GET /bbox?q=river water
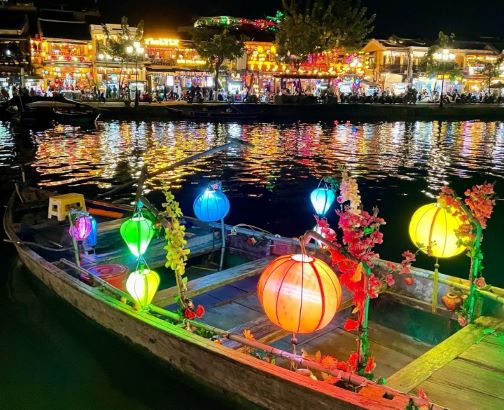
[0,119,503,408]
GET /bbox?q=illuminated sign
[145,38,180,47]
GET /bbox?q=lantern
[310,188,335,216]
[86,217,98,247]
[120,215,155,257]
[409,203,465,258]
[69,215,92,241]
[126,269,160,308]
[257,254,342,333]
[193,186,230,222]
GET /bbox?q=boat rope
[229,223,274,237]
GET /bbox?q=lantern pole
[219,218,226,271]
[358,263,371,371]
[67,211,80,267]
[432,259,439,313]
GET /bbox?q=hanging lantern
[86,217,98,247]
[257,254,342,333]
[409,203,465,258]
[120,214,155,257]
[69,215,92,241]
[193,185,230,222]
[126,269,160,308]
[310,187,335,216]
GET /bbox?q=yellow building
[31,17,93,92]
[90,24,146,98]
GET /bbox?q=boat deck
[387,316,504,409]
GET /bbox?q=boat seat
[48,193,86,221]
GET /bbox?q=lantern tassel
[432,260,439,313]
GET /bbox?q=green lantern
[120,214,155,257]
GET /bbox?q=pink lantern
[69,215,92,241]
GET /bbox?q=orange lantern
[257,254,342,333]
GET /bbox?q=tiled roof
[38,19,91,41]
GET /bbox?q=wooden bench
[153,256,275,307]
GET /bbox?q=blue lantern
[310,187,335,216]
[86,216,98,247]
[193,184,230,222]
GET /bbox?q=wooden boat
[166,106,262,121]
[5,95,100,125]
[4,146,504,408]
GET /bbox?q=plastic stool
[48,193,86,221]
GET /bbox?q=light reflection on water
[12,120,502,197]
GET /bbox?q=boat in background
[5,95,100,125]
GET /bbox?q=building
[143,35,210,99]
[90,23,145,99]
[363,35,504,95]
[0,3,36,93]
[31,9,94,93]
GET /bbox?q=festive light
[69,215,92,241]
[126,269,160,308]
[193,185,230,222]
[257,254,342,333]
[409,203,465,258]
[120,215,155,257]
[310,187,335,216]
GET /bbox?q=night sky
[98,0,504,40]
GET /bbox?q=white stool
[48,193,86,221]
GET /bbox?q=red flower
[364,356,376,374]
[347,352,359,372]
[343,319,360,332]
[184,308,196,320]
[195,304,205,318]
[404,277,414,286]
[457,315,468,327]
[385,273,395,287]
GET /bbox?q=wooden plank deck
[386,316,504,409]
[153,256,274,307]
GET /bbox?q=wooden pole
[432,260,439,313]
[67,213,80,267]
[98,138,252,197]
[219,218,226,271]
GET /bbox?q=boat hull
[4,193,401,410]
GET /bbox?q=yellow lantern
[257,254,342,334]
[409,203,465,258]
[126,269,160,308]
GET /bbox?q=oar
[98,137,252,198]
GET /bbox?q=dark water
[1,119,503,408]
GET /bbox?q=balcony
[381,64,408,74]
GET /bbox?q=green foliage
[191,28,246,91]
[276,0,374,64]
[418,31,460,80]
[101,16,144,63]
[161,190,190,307]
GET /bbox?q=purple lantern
[69,215,92,241]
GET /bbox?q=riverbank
[89,101,504,122]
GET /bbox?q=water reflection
[1,119,501,199]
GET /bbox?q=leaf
[377,377,387,385]
[315,350,322,363]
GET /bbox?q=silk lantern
[193,185,230,222]
[120,214,155,257]
[257,254,342,333]
[409,203,465,258]
[310,187,335,216]
[69,215,92,241]
[126,268,160,308]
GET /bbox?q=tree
[481,56,504,94]
[101,17,144,97]
[275,0,374,66]
[419,31,460,106]
[191,28,246,96]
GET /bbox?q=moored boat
[166,106,262,121]
[5,95,100,125]
[4,148,504,409]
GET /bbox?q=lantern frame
[257,253,342,334]
[193,182,230,222]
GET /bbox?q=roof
[38,19,91,41]
[0,10,28,33]
[375,36,430,48]
[39,9,76,21]
[452,40,498,53]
